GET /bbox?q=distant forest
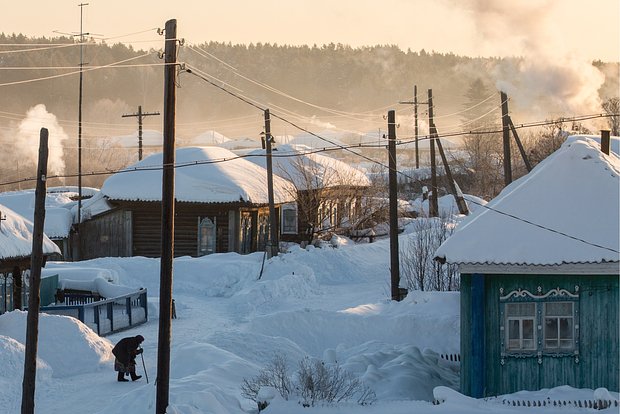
[0,33,618,192]
[2,34,617,137]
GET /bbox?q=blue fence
[41,288,148,337]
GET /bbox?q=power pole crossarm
[122,105,160,161]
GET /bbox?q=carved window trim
[499,286,580,365]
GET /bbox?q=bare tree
[400,215,459,291]
[276,153,370,243]
[602,97,620,136]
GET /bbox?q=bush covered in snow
[241,353,376,409]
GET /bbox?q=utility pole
[76,2,88,259]
[500,91,532,173]
[264,109,279,258]
[429,122,470,215]
[156,18,177,414]
[500,91,513,186]
[414,85,419,169]
[387,110,402,301]
[399,85,429,169]
[122,106,160,160]
[427,89,439,217]
[21,128,49,414]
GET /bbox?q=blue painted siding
[461,273,619,397]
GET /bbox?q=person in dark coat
[112,335,144,382]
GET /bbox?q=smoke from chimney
[9,104,68,179]
[449,0,607,126]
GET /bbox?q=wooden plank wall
[130,202,232,257]
[79,209,132,260]
[461,273,619,397]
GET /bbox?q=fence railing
[40,288,148,337]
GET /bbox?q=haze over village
[0,1,618,413]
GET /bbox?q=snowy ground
[0,231,617,413]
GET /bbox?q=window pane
[545,318,558,339]
[522,339,535,350]
[545,302,572,316]
[508,320,520,340]
[559,318,573,340]
[506,302,535,317]
[522,319,534,340]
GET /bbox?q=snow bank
[0,335,52,410]
[0,311,112,378]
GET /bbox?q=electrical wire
[187,44,395,121]
[0,43,79,54]
[0,52,159,87]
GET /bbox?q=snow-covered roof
[219,138,261,151]
[0,189,76,239]
[435,136,620,267]
[0,203,61,260]
[280,130,346,149]
[242,144,371,190]
[112,130,163,148]
[101,146,296,204]
[186,130,231,146]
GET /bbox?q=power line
[2,139,616,255]
[0,43,79,54]
[460,197,620,254]
[0,52,160,87]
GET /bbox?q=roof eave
[457,261,620,275]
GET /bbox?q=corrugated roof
[435,136,620,267]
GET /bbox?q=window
[281,203,298,234]
[197,217,216,256]
[544,302,574,350]
[505,303,536,351]
[500,287,579,363]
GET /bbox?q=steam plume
[13,104,68,177]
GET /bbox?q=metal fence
[41,288,148,337]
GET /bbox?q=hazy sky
[4,0,619,62]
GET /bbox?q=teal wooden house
[435,136,620,398]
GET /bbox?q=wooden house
[0,204,60,314]
[0,186,100,261]
[243,144,371,243]
[435,136,620,397]
[77,146,295,259]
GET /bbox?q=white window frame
[505,303,537,351]
[281,203,298,235]
[543,301,575,351]
[499,287,580,364]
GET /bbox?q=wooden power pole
[156,18,177,414]
[399,85,429,169]
[387,110,402,301]
[500,91,532,173]
[21,128,49,414]
[122,105,160,160]
[429,123,470,215]
[264,109,279,258]
[500,91,513,186]
[427,89,439,217]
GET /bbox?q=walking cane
[140,350,149,384]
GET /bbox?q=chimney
[601,130,611,155]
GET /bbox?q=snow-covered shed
[0,203,61,313]
[78,146,296,259]
[435,135,620,397]
[242,144,371,243]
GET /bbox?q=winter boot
[131,373,142,381]
[117,372,129,382]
